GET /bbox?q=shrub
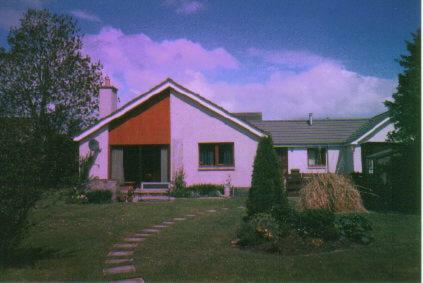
[298,173,366,213]
[247,136,288,217]
[85,190,112,204]
[65,187,88,204]
[0,187,40,259]
[170,169,188,197]
[271,205,298,228]
[295,209,339,240]
[237,219,264,247]
[335,214,373,244]
[186,184,224,197]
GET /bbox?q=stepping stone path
[103,206,232,281]
[114,243,138,249]
[173,217,186,221]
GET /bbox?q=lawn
[0,192,420,282]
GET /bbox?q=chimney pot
[308,113,313,126]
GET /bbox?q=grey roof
[345,112,391,143]
[251,113,390,146]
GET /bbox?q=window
[307,147,327,167]
[367,159,374,174]
[199,143,234,167]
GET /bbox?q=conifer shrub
[246,136,288,217]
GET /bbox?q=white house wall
[287,146,361,174]
[364,123,394,143]
[170,92,258,187]
[79,126,109,179]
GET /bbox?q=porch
[110,145,170,188]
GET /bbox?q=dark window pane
[308,148,326,166]
[200,144,215,165]
[219,144,233,166]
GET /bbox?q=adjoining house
[73,78,394,189]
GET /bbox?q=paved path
[103,206,231,282]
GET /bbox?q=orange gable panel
[109,92,170,145]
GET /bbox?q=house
[73,78,394,188]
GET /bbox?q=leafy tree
[247,136,288,217]
[0,9,102,188]
[384,30,421,145]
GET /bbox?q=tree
[246,136,288,217]
[384,30,421,145]
[0,9,102,188]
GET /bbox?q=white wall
[170,92,259,187]
[79,126,109,179]
[364,123,394,143]
[287,146,361,174]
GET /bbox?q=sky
[0,0,420,119]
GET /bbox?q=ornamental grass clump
[298,173,366,213]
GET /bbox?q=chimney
[308,113,313,126]
[99,75,118,118]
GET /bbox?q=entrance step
[136,189,169,194]
[138,195,175,201]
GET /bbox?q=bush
[171,183,224,198]
[85,190,112,204]
[237,219,264,247]
[247,136,288,217]
[186,184,224,197]
[335,214,373,244]
[170,169,187,197]
[298,174,366,213]
[0,187,40,259]
[295,209,339,240]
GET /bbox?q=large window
[199,143,234,167]
[307,147,327,167]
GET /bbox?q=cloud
[70,10,101,22]
[82,28,395,119]
[162,0,205,15]
[0,0,49,30]
[248,48,339,70]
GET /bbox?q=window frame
[307,147,327,168]
[198,142,235,168]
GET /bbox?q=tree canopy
[0,9,103,136]
[384,30,421,145]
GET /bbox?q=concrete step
[103,265,136,275]
[139,195,175,201]
[135,189,170,194]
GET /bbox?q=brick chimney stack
[99,75,118,118]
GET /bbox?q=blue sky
[0,0,420,119]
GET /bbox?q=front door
[140,145,162,182]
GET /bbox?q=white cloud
[70,10,101,22]
[162,0,205,15]
[82,28,395,120]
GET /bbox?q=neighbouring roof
[251,112,390,146]
[231,112,263,121]
[345,112,391,144]
[73,78,265,142]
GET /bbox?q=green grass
[0,193,420,282]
